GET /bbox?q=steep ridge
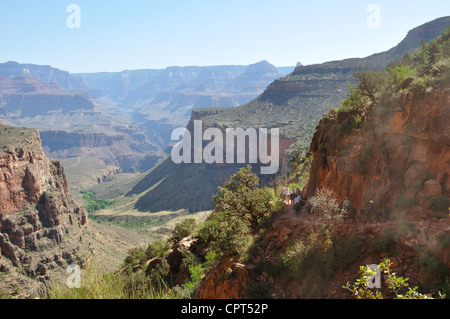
[318,16,450,69]
[0,123,90,296]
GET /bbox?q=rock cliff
[0,124,90,296]
[305,84,449,218]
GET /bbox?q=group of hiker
[280,186,382,224]
[280,187,304,216]
[343,197,382,226]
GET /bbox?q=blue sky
[1,0,449,73]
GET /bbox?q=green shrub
[340,83,370,112]
[389,65,416,89]
[394,193,418,209]
[418,253,449,287]
[344,259,445,299]
[169,218,197,246]
[410,75,436,96]
[123,247,147,269]
[436,233,450,250]
[428,195,449,212]
[335,234,363,270]
[212,165,273,231]
[122,240,170,271]
[199,211,249,257]
[352,114,363,129]
[281,239,312,277]
[0,287,10,299]
[146,259,171,290]
[369,228,398,255]
[146,240,170,259]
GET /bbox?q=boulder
[404,164,427,190]
[143,257,163,275]
[423,180,442,197]
[195,259,252,299]
[417,231,428,247]
[166,236,198,273]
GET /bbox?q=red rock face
[195,258,252,299]
[0,130,69,214]
[0,127,88,265]
[305,86,449,216]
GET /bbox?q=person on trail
[285,189,291,204]
[290,188,297,203]
[343,196,357,225]
[280,188,286,202]
[294,193,302,204]
[367,200,375,214]
[343,197,352,209]
[293,193,302,216]
[363,200,376,226]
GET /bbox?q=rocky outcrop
[195,259,253,299]
[127,236,207,287]
[305,86,449,217]
[0,125,88,278]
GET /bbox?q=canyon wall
[0,123,89,287]
[305,85,449,217]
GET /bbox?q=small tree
[389,65,416,90]
[212,165,272,231]
[353,69,390,105]
[199,211,248,257]
[341,83,370,112]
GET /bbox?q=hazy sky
[1,0,449,73]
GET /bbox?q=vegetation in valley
[80,190,115,214]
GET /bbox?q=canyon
[0,15,448,300]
